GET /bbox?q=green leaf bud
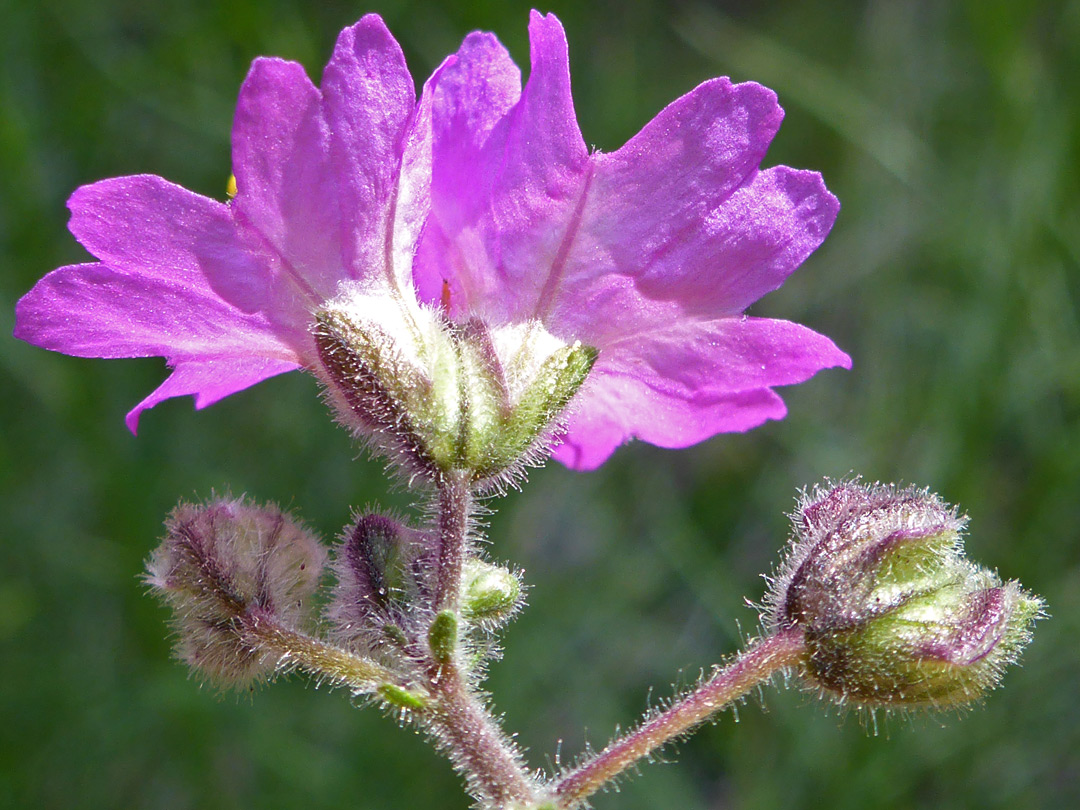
[461,559,523,627]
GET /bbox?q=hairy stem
[429,666,539,807]
[241,610,400,694]
[434,468,472,612]
[425,468,540,807]
[552,629,807,809]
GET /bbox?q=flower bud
[461,559,522,627]
[147,498,326,687]
[327,513,436,659]
[766,481,1043,708]
[313,293,595,487]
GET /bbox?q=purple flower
[14,11,849,471]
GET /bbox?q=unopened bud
[461,559,522,627]
[327,513,435,659]
[767,481,1043,708]
[147,498,326,686]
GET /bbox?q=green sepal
[428,610,459,664]
[377,683,429,711]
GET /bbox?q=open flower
[14,11,849,471]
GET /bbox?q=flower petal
[591,77,783,246]
[553,317,850,470]
[645,166,840,317]
[421,11,589,322]
[14,261,301,430]
[320,14,416,291]
[14,262,298,361]
[602,316,851,397]
[67,175,282,314]
[414,30,522,311]
[231,57,345,305]
[548,166,839,347]
[126,356,300,433]
[553,383,786,471]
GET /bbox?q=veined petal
[422,11,589,323]
[552,317,850,470]
[321,14,416,293]
[126,356,300,434]
[416,31,522,314]
[602,316,851,398]
[553,382,787,471]
[548,166,838,347]
[397,50,463,308]
[15,262,302,430]
[593,78,783,237]
[231,57,345,306]
[430,31,522,226]
[14,262,298,361]
[67,175,293,320]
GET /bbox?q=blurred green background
[2,0,1078,807]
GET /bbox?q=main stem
[434,468,472,611]
[551,629,807,809]
[427,468,539,807]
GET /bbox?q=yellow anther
[226,174,238,198]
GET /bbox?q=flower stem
[425,468,540,807]
[241,610,399,694]
[428,666,539,807]
[434,468,472,612]
[551,629,807,809]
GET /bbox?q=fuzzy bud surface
[147,498,326,686]
[767,482,1043,708]
[461,559,522,627]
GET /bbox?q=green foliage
[2,0,1078,808]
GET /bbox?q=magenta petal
[602,316,851,398]
[550,165,839,346]
[423,11,589,322]
[16,261,302,431]
[684,166,840,316]
[554,382,787,471]
[392,57,447,298]
[232,57,344,304]
[581,78,784,298]
[415,32,522,312]
[488,10,590,319]
[65,175,299,324]
[320,14,416,286]
[429,31,522,231]
[15,263,297,361]
[126,356,300,433]
[552,317,849,470]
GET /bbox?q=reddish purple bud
[147,497,326,686]
[326,513,435,658]
[766,481,1044,708]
